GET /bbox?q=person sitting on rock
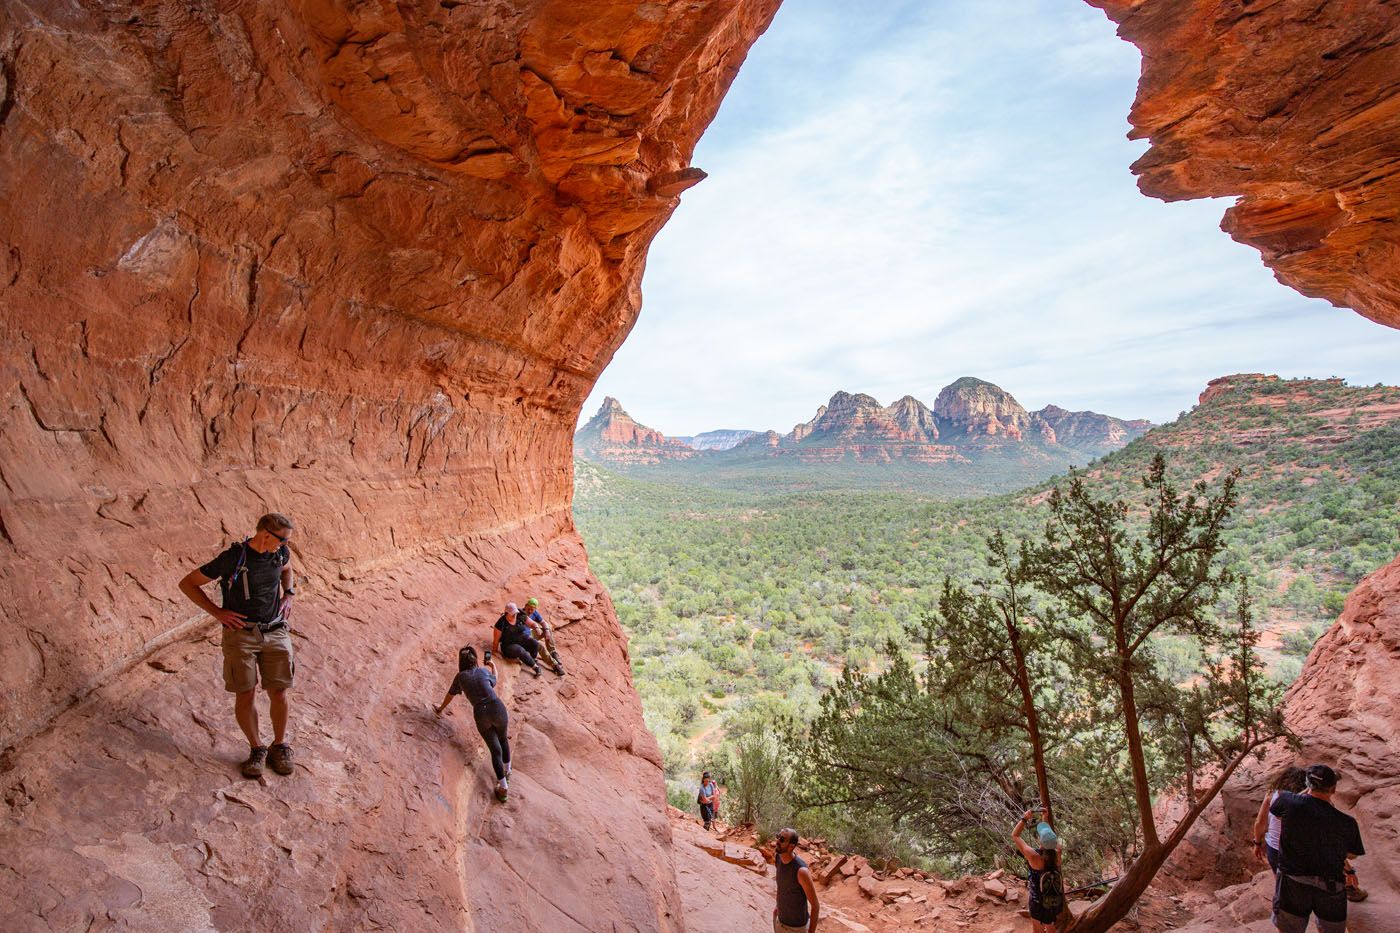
[492,601,561,677]
[1270,763,1365,933]
[436,646,512,802]
[519,597,565,675]
[1254,765,1307,873]
[772,828,819,933]
[178,512,298,779]
[697,771,720,831]
[1011,808,1064,932]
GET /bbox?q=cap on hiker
[1036,823,1059,848]
[702,771,711,778]
[526,597,539,607]
[1305,764,1339,790]
[506,602,518,614]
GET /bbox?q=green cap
[526,597,539,607]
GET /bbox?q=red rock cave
[1,0,1397,929]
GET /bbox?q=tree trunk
[1117,662,1159,849]
[1061,741,1269,932]
[1013,644,1053,826]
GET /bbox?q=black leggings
[473,699,510,781]
[501,637,541,668]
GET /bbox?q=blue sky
[583,0,1400,434]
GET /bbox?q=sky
[582,0,1400,435]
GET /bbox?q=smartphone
[483,649,493,662]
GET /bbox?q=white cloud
[584,0,1400,435]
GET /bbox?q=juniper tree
[1025,454,1286,932]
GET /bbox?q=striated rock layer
[0,0,778,929]
[1091,0,1400,329]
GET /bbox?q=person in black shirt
[772,828,819,933]
[492,601,561,677]
[436,646,511,801]
[1269,763,1365,933]
[179,513,297,779]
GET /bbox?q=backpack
[1037,850,1065,912]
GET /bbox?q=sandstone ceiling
[1,0,1397,930]
[1090,0,1400,329]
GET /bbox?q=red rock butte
[0,1,1397,930]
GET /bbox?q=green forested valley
[573,376,1400,855]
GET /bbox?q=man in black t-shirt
[1269,763,1365,933]
[179,513,298,779]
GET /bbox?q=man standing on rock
[773,828,819,933]
[179,513,297,779]
[1269,763,1365,933]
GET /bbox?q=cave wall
[0,1,778,929]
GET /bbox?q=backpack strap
[226,539,250,601]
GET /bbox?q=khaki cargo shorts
[221,625,294,693]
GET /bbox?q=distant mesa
[576,378,1153,468]
[574,397,698,464]
[671,429,759,451]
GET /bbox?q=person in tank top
[772,827,819,933]
[1011,808,1063,932]
[1253,765,1307,873]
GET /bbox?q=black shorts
[1028,899,1059,923]
[1274,873,1347,933]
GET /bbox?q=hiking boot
[551,663,566,677]
[241,746,268,779]
[267,743,295,775]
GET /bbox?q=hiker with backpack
[493,601,562,677]
[697,770,720,831]
[436,646,512,802]
[178,513,298,779]
[1011,808,1064,931]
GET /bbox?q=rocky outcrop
[0,0,779,929]
[934,377,1034,441]
[1090,0,1400,330]
[1199,374,1285,406]
[1166,552,1400,930]
[767,391,962,464]
[575,397,698,464]
[1036,405,1154,456]
[760,382,1147,463]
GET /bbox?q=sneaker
[552,664,566,677]
[267,743,295,775]
[241,746,268,779]
[495,779,509,802]
[529,664,542,677]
